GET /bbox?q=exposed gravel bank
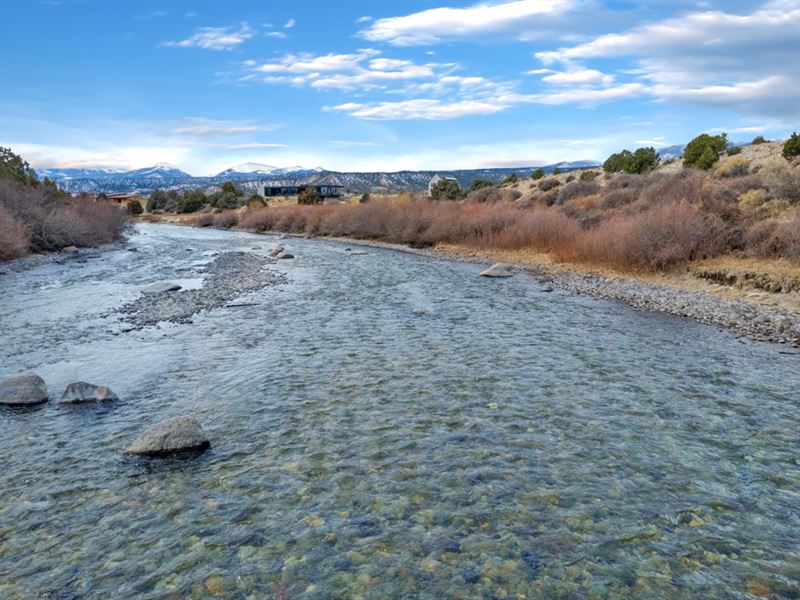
[293,234,800,348]
[119,251,285,328]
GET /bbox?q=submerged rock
[144,281,182,293]
[0,373,48,405]
[350,250,368,256]
[125,416,211,456]
[277,252,294,259]
[59,381,119,404]
[480,263,513,278]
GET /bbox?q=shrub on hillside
[556,180,600,205]
[716,157,751,178]
[752,135,768,145]
[639,170,707,206]
[502,173,518,185]
[468,178,493,192]
[599,188,639,209]
[759,160,800,202]
[683,133,728,169]
[726,146,742,156]
[0,146,38,186]
[538,178,560,191]
[430,179,461,201]
[561,202,725,271]
[783,132,800,161]
[531,168,545,180]
[579,170,599,181]
[465,186,502,203]
[603,147,660,174]
[213,211,239,228]
[745,213,800,261]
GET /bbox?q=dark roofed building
[264,175,344,199]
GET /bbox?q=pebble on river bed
[125,416,211,456]
[58,381,119,404]
[0,373,49,406]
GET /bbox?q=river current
[1,223,798,599]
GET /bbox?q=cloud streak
[164,23,254,50]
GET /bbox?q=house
[428,174,459,196]
[264,176,345,199]
[104,192,145,205]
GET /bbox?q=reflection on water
[1,224,799,599]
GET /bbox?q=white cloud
[356,16,372,24]
[541,68,614,87]
[361,0,576,45]
[171,117,278,137]
[283,18,295,28]
[528,83,647,105]
[325,99,508,120]
[265,31,288,39]
[534,1,800,118]
[164,23,254,50]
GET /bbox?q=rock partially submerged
[0,374,48,406]
[62,246,79,255]
[277,252,294,259]
[350,250,368,256]
[59,381,119,404]
[480,263,513,278]
[268,244,284,257]
[144,282,182,293]
[126,416,210,456]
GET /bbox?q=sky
[1,0,798,175]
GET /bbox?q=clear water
[1,223,799,599]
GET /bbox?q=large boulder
[0,374,48,405]
[268,244,284,257]
[144,281,182,293]
[125,416,211,456]
[480,263,513,278]
[59,381,119,404]
[62,246,79,254]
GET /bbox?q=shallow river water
[1,223,799,599]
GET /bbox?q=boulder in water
[62,246,79,254]
[0,373,48,406]
[480,263,513,278]
[59,381,119,404]
[126,416,211,456]
[277,252,294,259]
[268,244,284,257]
[144,282,182,293]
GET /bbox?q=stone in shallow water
[480,263,513,277]
[0,373,48,405]
[144,281,182,293]
[268,244,284,257]
[58,381,119,404]
[277,252,294,259]
[125,416,210,456]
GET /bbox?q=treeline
[147,182,263,214]
[0,148,128,261]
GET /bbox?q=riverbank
[138,214,800,347]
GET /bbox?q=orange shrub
[0,202,30,260]
[560,202,726,271]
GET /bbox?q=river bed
[1,223,799,599]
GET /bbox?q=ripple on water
[1,223,799,598]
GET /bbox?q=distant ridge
[35,161,601,194]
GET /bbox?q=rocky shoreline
[282,233,800,348]
[118,251,286,328]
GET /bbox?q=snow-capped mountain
[34,160,600,194]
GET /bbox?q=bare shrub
[600,188,638,209]
[715,156,751,178]
[560,202,726,271]
[746,213,800,261]
[759,160,800,203]
[538,178,560,191]
[193,213,214,227]
[556,180,600,205]
[213,211,239,229]
[0,202,29,260]
[465,186,502,203]
[639,170,707,206]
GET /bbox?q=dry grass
[0,202,30,260]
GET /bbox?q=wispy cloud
[360,0,576,45]
[283,18,295,29]
[164,23,254,50]
[325,99,508,120]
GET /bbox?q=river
[1,223,799,599]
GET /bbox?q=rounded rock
[125,416,211,456]
[0,373,49,406]
[480,263,513,278]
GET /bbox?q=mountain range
[35,161,601,194]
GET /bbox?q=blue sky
[1,0,798,174]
